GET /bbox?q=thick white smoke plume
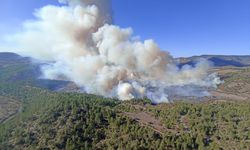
[0,0,221,103]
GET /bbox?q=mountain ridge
[2,52,250,68]
[177,54,250,67]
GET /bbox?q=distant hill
[2,52,250,69]
[0,52,69,91]
[1,52,250,90]
[0,52,27,62]
[177,55,250,67]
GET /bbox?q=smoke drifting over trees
[0,0,221,103]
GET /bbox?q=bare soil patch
[0,96,21,123]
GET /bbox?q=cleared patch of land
[123,112,167,134]
[210,67,250,101]
[0,96,21,123]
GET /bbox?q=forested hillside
[1,52,250,149]
[1,83,250,149]
[0,52,69,90]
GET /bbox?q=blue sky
[0,0,249,57]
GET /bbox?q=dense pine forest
[1,84,250,149]
[0,85,250,149]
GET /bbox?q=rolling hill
[177,55,250,67]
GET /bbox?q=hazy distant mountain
[0,52,26,62]
[0,52,69,91]
[177,55,250,67]
[1,52,250,92]
[2,52,250,68]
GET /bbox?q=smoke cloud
[0,0,221,103]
